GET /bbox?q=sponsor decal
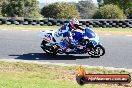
[76,66,131,85]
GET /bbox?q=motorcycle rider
[57,18,85,52]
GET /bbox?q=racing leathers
[56,23,84,52]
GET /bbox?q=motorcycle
[38,27,105,57]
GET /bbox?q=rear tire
[41,40,57,55]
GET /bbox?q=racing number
[43,34,51,41]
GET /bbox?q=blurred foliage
[97,0,104,7]
[93,4,127,19]
[77,0,97,19]
[0,0,131,19]
[97,0,132,18]
[1,0,42,18]
[103,0,132,11]
[125,7,132,19]
[0,0,3,17]
[41,2,80,19]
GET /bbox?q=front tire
[88,45,105,57]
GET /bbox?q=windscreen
[84,28,96,38]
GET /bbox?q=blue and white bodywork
[39,27,105,57]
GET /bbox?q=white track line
[126,35,132,37]
[0,29,8,31]
[22,30,29,31]
[104,34,132,37]
[104,34,112,35]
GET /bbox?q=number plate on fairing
[43,34,51,41]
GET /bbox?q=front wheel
[88,45,105,57]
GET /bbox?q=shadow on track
[9,53,92,60]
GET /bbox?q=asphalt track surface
[0,29,132,69]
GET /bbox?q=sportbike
[38,27,105,57]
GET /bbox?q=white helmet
[69,18,80,29]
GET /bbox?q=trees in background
[103,0,131,11]
[93,4,126,19]
[97,0,104,7]
[41,0,98,19]
[96,0,132,19]
[77,0,97,19]
[41,2,80,19]
[103,0,132,18]
[41,0,131,19]
[125,7,132,19]
[1,0,41,18]
[0,0,131,19]
[0,1,3,17]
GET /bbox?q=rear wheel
[41,40,57,55]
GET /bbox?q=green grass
[0,24,132,32]
[94,28,132,32]
[0,73,109,88]
[0,61,130,88]
[0,24,60,30]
